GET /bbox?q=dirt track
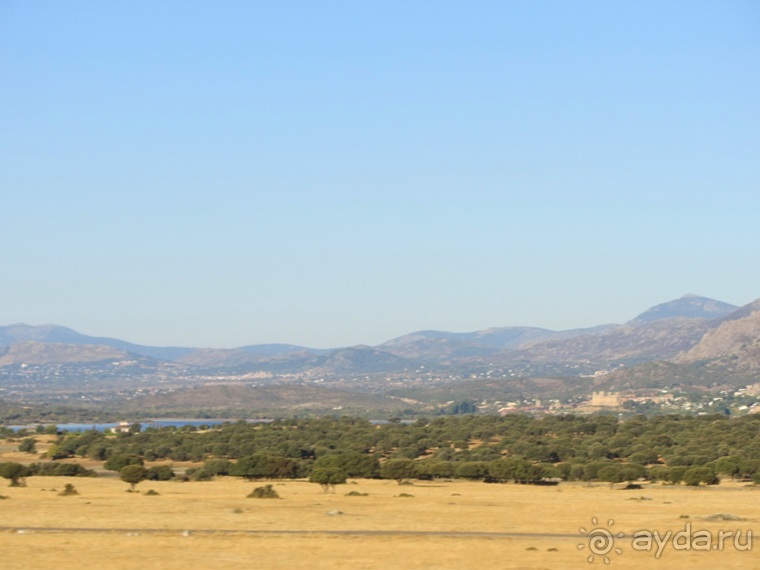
[1,525,580,539]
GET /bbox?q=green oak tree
[309,467,348,493]
[120,465,149,492]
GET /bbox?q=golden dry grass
[1,476,758,569]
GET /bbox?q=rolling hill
[1,294,755,399]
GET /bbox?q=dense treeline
[0,461,96,486]
[7,414,760,486]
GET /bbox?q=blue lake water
[3,419,273,432]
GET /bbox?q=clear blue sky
[2,1,759,348]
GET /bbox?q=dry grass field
[1,474,758,570]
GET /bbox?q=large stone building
[590,391,621,408]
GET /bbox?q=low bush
[29,462,96,478]
[247,484,280,499]
[58,484,79,496]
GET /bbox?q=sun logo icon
[578,517,624,564]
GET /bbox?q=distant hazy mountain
[589,298,760,391]
[304,346,417,374]
[0,324,328,366]
[0,341,130,366]
[0,324,96,345]
[676,299,760,368]
[0,294,750,378]
[513,318,713,365]
[238,344,328,356]
[176,344,323,367]
[0,323,195,361]
[629,294,738,324]
[509,295,738,366]
[379,325,614,362]
[382,327,575,352]
[379,330,509,361]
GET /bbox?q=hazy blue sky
[2,1,759,348]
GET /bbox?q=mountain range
[2,294,759,402]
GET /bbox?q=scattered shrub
[29,462,96,478]
[146,466,175,481]
[58,484,79,496]
[704,513,745,522]
[247,484,280,499]
[18,438,37,454]
[104,454,144,472]
[185,467,214,482]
